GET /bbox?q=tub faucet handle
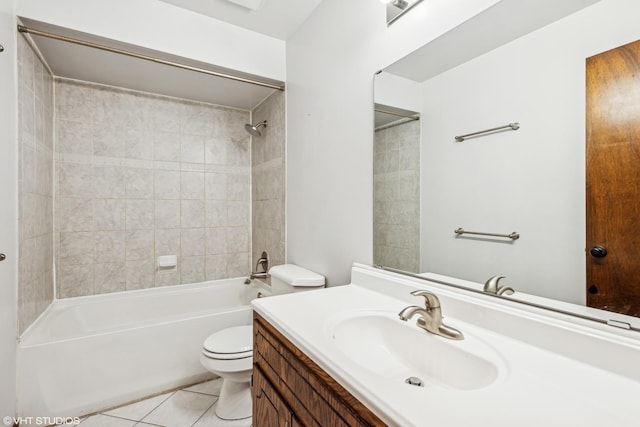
[254,250,269,273]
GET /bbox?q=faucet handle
[483,275,515,296]
[410,290,441,308]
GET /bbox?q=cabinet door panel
[253,313,386,427]
[254,365,293,427]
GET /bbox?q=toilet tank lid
[268,264,325,287]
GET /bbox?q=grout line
[134,391,175,424]
[182,389,221,397]
[91,390,176,422]
[189,398,218,427]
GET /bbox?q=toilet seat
[202,325,253,360]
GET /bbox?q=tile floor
[77,379,251,427]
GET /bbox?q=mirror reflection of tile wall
[373,119,420,272]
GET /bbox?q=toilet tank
[268,264,325,295]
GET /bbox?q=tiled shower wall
[55,79,252,298]
[17,35,55,333]
[373,119,420,272]
[251,91,285,269]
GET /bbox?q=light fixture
[381,0,423,25]
[380,0,409,9]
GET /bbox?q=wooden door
[586,39,640,317]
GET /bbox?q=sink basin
[327,311,506,391]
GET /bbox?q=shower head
[244,120,267,137]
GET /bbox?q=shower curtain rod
[375,108,420,120]
[17,24,285,91]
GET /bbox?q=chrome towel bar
[454,228,520,240]
[455,122,519,142]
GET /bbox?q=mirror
[373,0,640,329]
[373,103,421,272]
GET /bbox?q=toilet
[200,264,325,420]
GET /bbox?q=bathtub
[17,277,269,418]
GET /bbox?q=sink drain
[405,376,424,387]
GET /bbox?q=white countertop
[252,265,640,427]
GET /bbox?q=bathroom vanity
[252,264,640,426]
[253,313,384,426]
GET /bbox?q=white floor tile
[141,390,217,427]
[104,392,173,421]
[192,403,251,427]
[78,414,137,426]
[184,379,223,396]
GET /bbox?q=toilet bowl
[200,264,325,420]
[199,325,253,420]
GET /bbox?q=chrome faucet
[398,290,464,340]
[483,275,514,296]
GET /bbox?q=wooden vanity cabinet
[253,312,386,427]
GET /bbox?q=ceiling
[158,0,325,40]
[19,18,284,110]
[18,0,324,109]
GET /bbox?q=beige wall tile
[205,173,226,200]
[227,252,249,278]
[51,79,253,299]
[126,229,155,261]
[94,199,126,230]
[181,171,205,200]
[154,131,181,161]
[206,227,226,255]
[95,230,126,263]
[181,200,205,228]
[181,134,205,163]
[59,231,95,265]
[181,256,205,284]
[205,200,227,228]
[57,264,94,298]
[94,166,126,198]
[126,259,155,290]
[125,168,154,199]
[181,228,206,257]
[126,200,155,229]
[154,170,181,200]
[205,255,226,280]
[94,262,126,294]
[227,227,249,253]
[57,162,93,198]
[155,200,181,229]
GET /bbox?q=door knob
[0,253,6,261]
[589,245,607,258]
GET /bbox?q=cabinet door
[254,366,294,427]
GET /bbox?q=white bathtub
[17,278,268,418]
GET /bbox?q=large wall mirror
[373,0,640,330]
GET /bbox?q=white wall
[16,0,285,81]
[286,0,500,285]
[420,0,640,304]
[374,71,421,113]
[0,0,18,417]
